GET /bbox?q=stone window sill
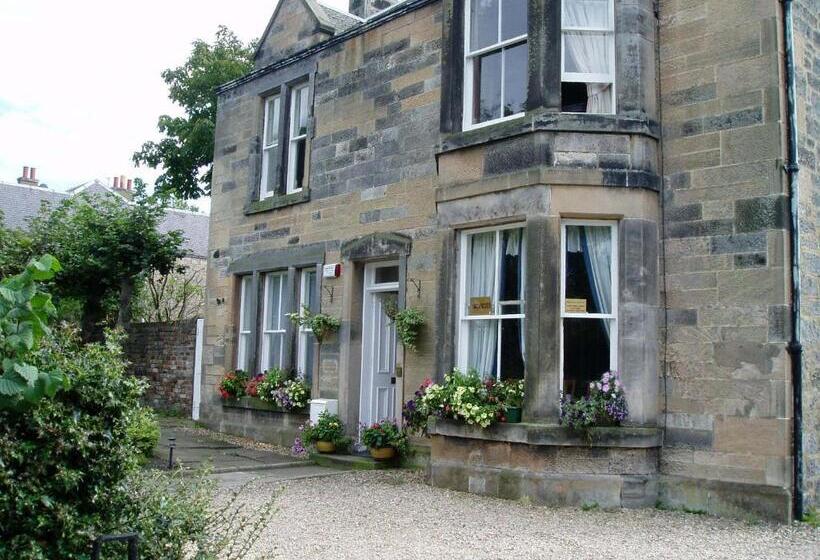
[245,189,310,215]
[427,417,662,448]
[221,396,308,415]
[438,111,660,155]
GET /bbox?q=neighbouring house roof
[0,179,210,258]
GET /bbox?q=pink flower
[602,384,610,393]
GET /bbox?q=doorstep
[309,452,395,471]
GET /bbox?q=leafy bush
[560,370,629,436]
[0,327,145,559]
[126,406,160,462]
[218,369,248,399]
[301,411,350,447]
[360,420,409,456]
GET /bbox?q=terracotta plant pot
[505,406,523,423]
[315,440,336,454]
[369,446,396,461]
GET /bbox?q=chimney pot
[23,166,30,179]
[120,175,126,189]
[30,168,36,181]
[127,179,133,190]
[113,177,120,189]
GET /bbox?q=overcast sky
[0,0,349,214]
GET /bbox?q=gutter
[781,0,803,522]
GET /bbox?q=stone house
[202,0,818,522]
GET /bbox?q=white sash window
[561,0,615,114]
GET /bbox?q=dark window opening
[561,82,588,113]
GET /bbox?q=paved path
[152,419,344,483]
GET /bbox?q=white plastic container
[309,398,338,424]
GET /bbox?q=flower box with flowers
[218,369,310,414]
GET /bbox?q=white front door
[359,262,399,427]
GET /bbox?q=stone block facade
[202,0,816,521]
[125,319,199,413]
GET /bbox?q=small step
[309,452,394,470]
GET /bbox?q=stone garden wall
[125,319,199,413]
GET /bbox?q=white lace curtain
[567,225,612,337]
[468,232,497,378]
[563,0,613,114]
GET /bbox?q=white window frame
[296,268,317,380]
[456,223,527,379]
[560,0,616,114]
[259,94,281,199]
[462,0,529,131]
[260,271,287,372]
[286,84,309,194]
[559,219,619,391]
[236,275,252,371]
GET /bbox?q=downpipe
[781,0,803,522]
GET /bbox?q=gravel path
[228,470,818,560]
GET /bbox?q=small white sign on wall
[323,263,341,278]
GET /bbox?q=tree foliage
[133,26,256,200]
[24,192,186,340]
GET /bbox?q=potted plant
[360,420,409,461]
[218,370,248,402]
[560,370,629,441]
[287,306,340,393]
[301,411,349,453]
[385,301,425,352]
[496,379,525,423]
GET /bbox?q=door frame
[359,261,400,428]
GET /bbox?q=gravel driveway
[230,470,817,560]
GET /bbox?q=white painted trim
[558,219,619,394]
[192,318,204,420]
[236,276,252,371]
[260,94,281,200]
[286,84,309,194]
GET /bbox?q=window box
[221,395,308,415]
[427,416,662,448]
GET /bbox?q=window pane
[563,32,612,75]
[300,331,315,385]
[237,333,250,371]
[263,333,284,371]
[264,96,280,147]
[292,85,309,137]
[563,317,610,398]
[561,82,589,112]
[473,51,502,123]
[499,318,525,379]
[240,277,253,331]
[375,265,399,284]
[261,148,277,196]
[290,137,307,191]
[266,274,282,330]
[470,0,499,51]
[563,0,610,29]
[303,269,316,310]
[466,231,496,315]
[501,0,527,40]
[503,43,528,117]
[564,225,612,314]
[467,319,497,379]
[499,227,524,303]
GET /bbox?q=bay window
[236,275,253,372]
[560,0,615,113]
[463,0,528,129]
[458,225,526,380]
[260,272,287,372]
[286,83,309,194]
[260,94,281,198]
[297,268,317,384]
[560,220,617,397]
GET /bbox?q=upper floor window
[560,0,615,113]
[463,0,528,130]
[260,94,281,199]
[287,83,309,194]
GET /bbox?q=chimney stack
[113,176,120,189]
[349,0,396,18]
[17,165,40,186]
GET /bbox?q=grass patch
[581,502,600,511]
[802,507,819,528]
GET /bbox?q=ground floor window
[260,272,287,372]
[297,268,317,384]
[236,275,253,372]
[457,224,526,380]
[560,220,617,397]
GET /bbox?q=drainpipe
[781,0,803,522]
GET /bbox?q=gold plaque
[469,296,492,315]
[565,298,587,313]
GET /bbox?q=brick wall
[658,0,793,520]
[793,0,820,509]
[125,319,199,413]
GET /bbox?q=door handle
[390,377,396,385]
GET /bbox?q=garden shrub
[126,406,161,463]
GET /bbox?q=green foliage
[133,26,256,200]
[387,305,425,352]
[361,420,409,456]
[126,407,160,462]
[0,255,68,408]
[0,327,145,558]
[495,378,524,408]
[0,210,33,279]
[24,193,186,339]
[803,507,819,528]
[255,368,285,401]
[287,306,341,343]
[301,411,350,447]
[218,369,249,399]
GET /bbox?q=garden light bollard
[91,532,139,560]
[167,436,176,469]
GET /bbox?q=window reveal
[458,225,526,380]
[236,276,253,372]
[560,221,618,398]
